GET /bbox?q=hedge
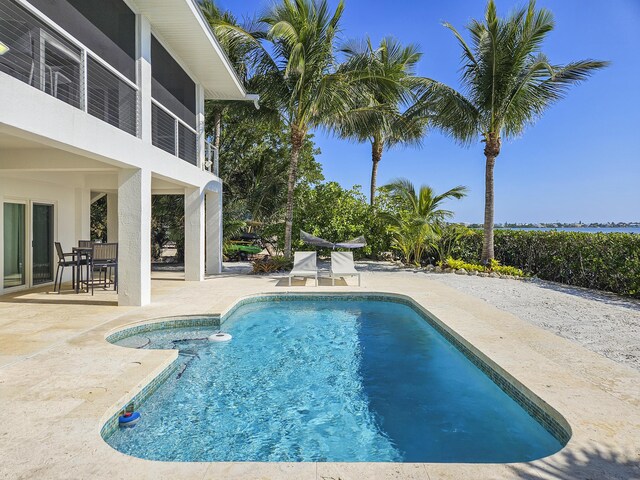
[452,230,640,298]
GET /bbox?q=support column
[136,15,152,143]
[184,187,205,281]
[74,188,91,241]
[205,189,222,275]
[106,193,118,243]
[118,168,151,306]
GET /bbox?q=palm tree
[209,0,401,257]
[258,0,353,258]
[335,37,428,205]
[420,0,608,263]
[200,1,266,150]
[381,178,467,264]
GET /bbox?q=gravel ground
[358,261,640,372]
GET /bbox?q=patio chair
[331,251,361,286]
[53,242,80,293]
[87,243,118,295]
[78,240,92,248]
[288,251,318,286]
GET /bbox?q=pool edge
[100,291,572,454]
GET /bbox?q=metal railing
[0,0,219,172]
[0,0,139,136]
[151,99,198,166]
[204,139,219,176]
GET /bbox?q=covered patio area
[0,128,223,307]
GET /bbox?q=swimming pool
[104,295,569,463]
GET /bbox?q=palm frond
[434,0,607,142]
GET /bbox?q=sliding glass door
[32,203,54,285]
[3,202,26,288]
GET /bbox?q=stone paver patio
[0,268,638,479]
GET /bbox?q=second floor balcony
[0,0,138,137]
[0,0,223,175]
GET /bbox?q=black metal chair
[87,243,118,295]
[74,240,94,291]
[54,242,79,293]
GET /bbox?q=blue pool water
[106,298,565,462]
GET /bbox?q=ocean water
[498,227,640,234]
[106,299,563,463]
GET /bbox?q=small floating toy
[118,411,141,428]
[208,331,232,342]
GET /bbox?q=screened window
[151,35,196,128]
[87,56,138,136]
[152,103,176,156]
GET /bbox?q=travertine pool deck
[1,269,639,480]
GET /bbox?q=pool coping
[100,291,572,457]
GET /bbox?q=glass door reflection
[32,203,54,285]
[3,202,26,288]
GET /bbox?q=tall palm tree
[334,37,429,205]
[209,0,397,257]
[382,179,467,264]
[420,0,608,263]
[200,1,267,150]
[259,0,353,258]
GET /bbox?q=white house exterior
[0,0,250,305]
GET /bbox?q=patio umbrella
[300,230,367,249]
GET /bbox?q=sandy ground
[354,261,640,372]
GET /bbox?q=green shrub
[441,257,525,277]
[264,182,393,259]
[489,259,526,277]
[453,230,640,297]
[252,256,293,274]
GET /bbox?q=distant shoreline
[485,227,640,234]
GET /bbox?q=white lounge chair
[331,251,361,286]
[289,251,318,286]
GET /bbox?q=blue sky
[218,0,640,223]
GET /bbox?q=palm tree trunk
[482,133,501,264]
[284,126,305,258]
[213,110,222,150]
[370,139,383,206]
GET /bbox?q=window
[151,35,196,128]
[28,0,136,81]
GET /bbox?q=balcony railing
[151,99,198,166]
[0,0,138,135]
[1,0,216,174]
[204,139,219,177]
[0,0,138,136]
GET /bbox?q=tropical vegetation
[101,0,620,296]
[380,179,467,265]
[333,37,429,204]
[451,230,640,298]
[418,0,608,263]
[440,257,525,277]
[261,0,346,258]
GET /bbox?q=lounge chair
[289,251,318,286]
[331,251,361,286]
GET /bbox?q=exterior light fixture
[0,41,9,55]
